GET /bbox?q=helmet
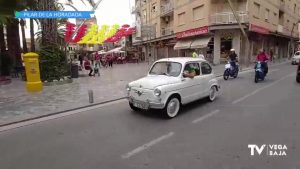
[230,49,235,52]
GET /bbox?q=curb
[0,60,289,127]
[0,97,127,128]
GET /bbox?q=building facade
[132,0,300,64]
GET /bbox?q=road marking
[0,99,127,133]
[232,72,294,104]
[192,110,220,124]
[121,132,174,159]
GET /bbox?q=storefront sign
[250,24,269,35]
[176,26,209,39]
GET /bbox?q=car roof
[156,57,207,64]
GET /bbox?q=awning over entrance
[190,36,211,49]
[174,40,193,50]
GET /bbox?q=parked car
[297,61,300,83]
[291,51,300,65]
[126,57,220,118]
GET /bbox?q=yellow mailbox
[23,52,43,92]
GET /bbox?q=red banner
[176,26,209,39]
[249,24,269,35]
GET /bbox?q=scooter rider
[228,49,238,69]
[256,49,269,75]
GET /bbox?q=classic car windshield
[149,62,182,77]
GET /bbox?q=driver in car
[183,64,197,79]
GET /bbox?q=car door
[180,62,202,104]
[199,62,213,98]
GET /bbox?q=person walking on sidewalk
[108,54,114,67]
[84,57,93,76]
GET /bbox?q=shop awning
[106,47,125,53]
[174,40,193,50]
[190,36,211,49]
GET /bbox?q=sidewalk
[0,59,288,125]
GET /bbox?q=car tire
[129,102,140,111]
[208,86,217,102]
[163,96,181,119]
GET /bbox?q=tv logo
[248,144,266,155]
[248,144,287,156]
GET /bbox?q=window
[265,8,270,22]
[294,4,297,13]
[253,2,260,18]
[184,63,200,76]
[143,9,146,19]
[178,12,186,26]
[193,5,204,21]
[273,12,277,25]
[151,3,156,13]
[201,62,212,75]
[149,62,182,77]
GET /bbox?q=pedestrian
[95,51,101,67]
[192,51,198,58]
[79,53,83,68]
[84,57,93,76]
[93,63,100,76]
[270,49,274,62]
[108,54,113,67]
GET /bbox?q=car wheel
[163,97,181,119]
[129,102,140,111]
[208,86,217,102]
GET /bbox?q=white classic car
[292,51,300,65]
[126,57,220,118]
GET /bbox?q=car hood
[129,75,180,89]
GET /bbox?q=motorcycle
[223,61,239,80]
[254,61,267,83]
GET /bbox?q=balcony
[161,27,174,36]
[210,11,249,25]
[161,2,174,16]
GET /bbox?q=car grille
[129,88,153,101]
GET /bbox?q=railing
[210,11,249,25]
[161,2,174,16]
[161,27,174,36]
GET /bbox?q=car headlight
[126,84,131,91]
[154,88,161,96]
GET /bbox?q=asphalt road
[0,63,299,169]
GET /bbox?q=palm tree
[0,23,5,53]
[30,19,35,52]
[20,19,28,53]
[38,0,58,46]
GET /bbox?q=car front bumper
[127,97,165,109]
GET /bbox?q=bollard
[88,90,94,103]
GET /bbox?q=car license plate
[133,101,149,110]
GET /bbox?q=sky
[22,0,135,42]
